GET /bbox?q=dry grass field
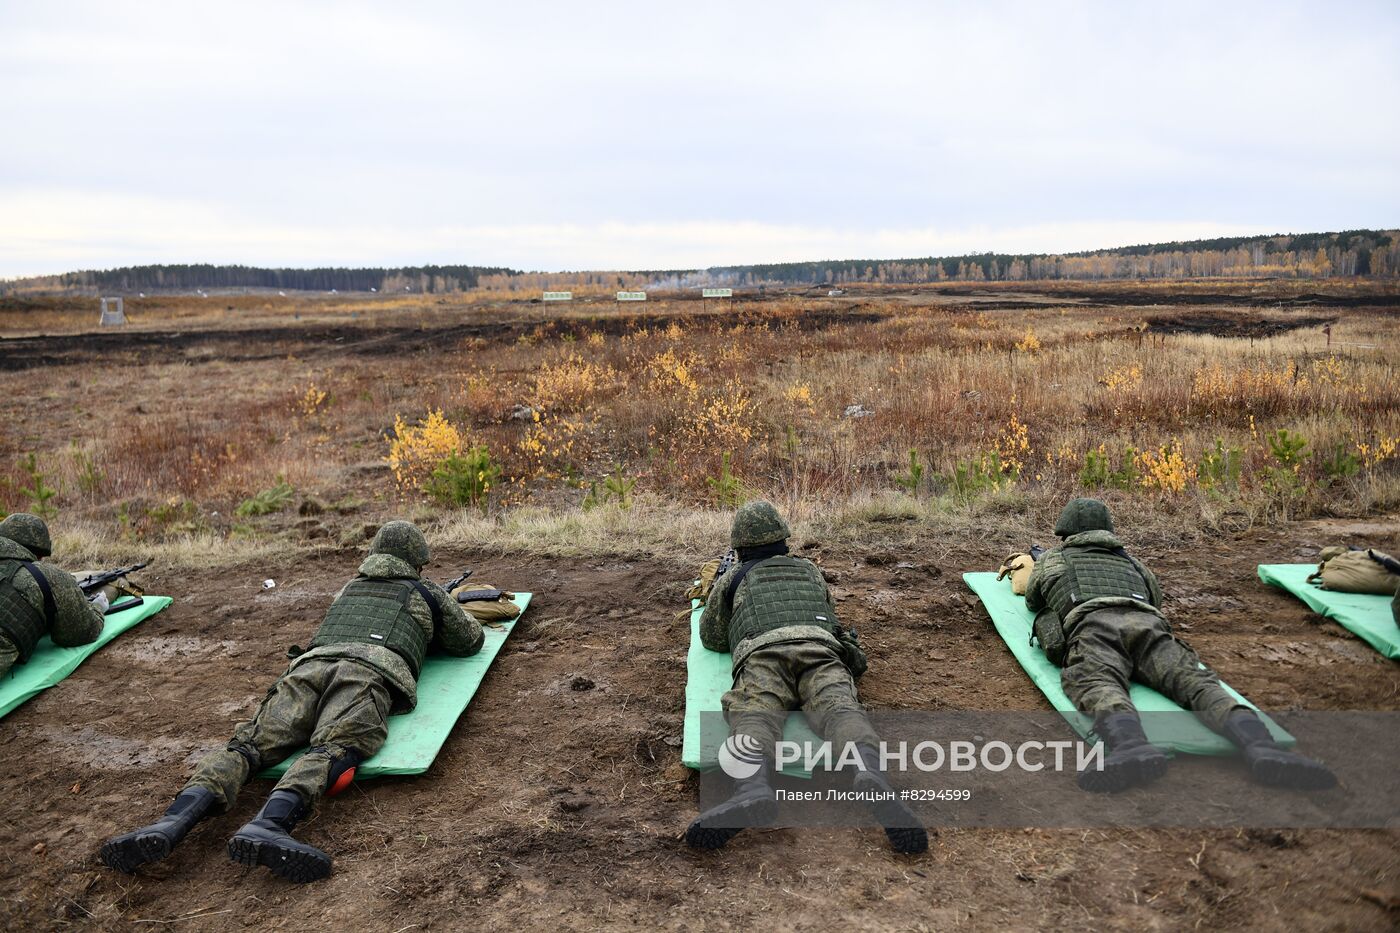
[2,279,1398,562]
[1,281,1398,930]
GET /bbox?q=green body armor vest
[0,559,53,663]
[1046,544,1152,624]
[726,555,840,654]
[309,577,432,678]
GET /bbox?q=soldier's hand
[90,591,110,613]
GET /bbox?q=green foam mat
[963,573,1292,754]
[1258,564,1399,660]
[682,598,819,778]
[0,596,173,720]
[261,593,531,780]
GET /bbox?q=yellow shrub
[996,411,1031,475]
[647,347,700,395]
[1357,436,1399,469]
[1136,440,1193,493]
[691,383,759,451]
[1098,364,1142,391]
[1014,328,1041,354]
[296,383,328,417]
[517,416,588,478]
[532,354,617,413]
[784,383,814,407]
[1310,355,1346,386]
[387,409,462,490]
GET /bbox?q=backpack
[456,583,521,624]
[1308,547,1400,595]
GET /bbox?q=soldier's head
[0,512,52,558]
[1054,498,1114,538]
[369,520,430,569]
[730,500,791,551]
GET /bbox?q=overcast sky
[1,0,1397,276]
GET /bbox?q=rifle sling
[19,562,58,628]
[722,557,769,614]
[403,578,443,631]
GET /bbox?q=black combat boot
[227,789,332,882]
[853,744,929,854]
[685,760,777,850]
[101,786,217,873]
[1222,711,1337,791]
[1078,712,1169,793]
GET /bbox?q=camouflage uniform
[0,513,103,678]
[185,543,483,811]
[1025,503,1246,732]
[687,501,926,854]
[699,507,877,758]
[103,521,488,882]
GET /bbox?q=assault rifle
[455,587,505,603]
[716,548,738,578]
[76,562,149,597]
[442,569,505,604]
[442,569,474,593]
[1028,544,1047,561]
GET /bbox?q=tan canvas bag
[1309,548,1400,595]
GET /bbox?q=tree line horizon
[6,228,1397,295]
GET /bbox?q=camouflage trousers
[723,639,880,759]
[0,637,16,679]
[187,657,392,810]
[1060,607,1246,733]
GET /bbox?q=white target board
[542,291,573,301]
[98,297,127,326]
[616,291,647,301]
[702,288,732,298]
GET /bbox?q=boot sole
[1078,748,1169,794]
[101,831,171,874]
[684,797,777,849]
[1250,756,1338,791]
[227,834,332,883]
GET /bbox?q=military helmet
[1054,498,1114,537]
[730,500,791,549]
[369,520,430,568]
[0,512,52,558]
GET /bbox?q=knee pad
[314,746,366,797]
[227,740,262,775]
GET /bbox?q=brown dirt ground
[2,520,1398,931]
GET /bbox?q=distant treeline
[6,229,1397,294]
[712,229,1400,286]
[9,263,516,294]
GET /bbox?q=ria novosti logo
[716,735,1103,777]
[717,734,767,779]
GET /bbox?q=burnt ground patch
[1145,313,1337,338]
[0,305,887,372]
